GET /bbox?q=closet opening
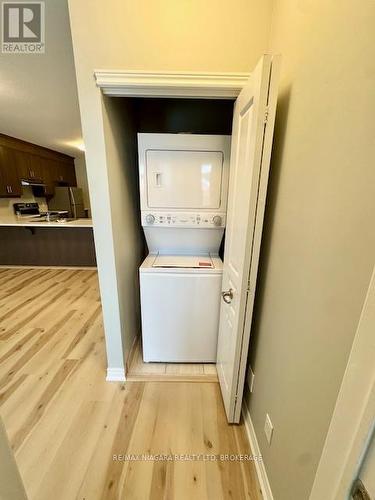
[102,95,234,381]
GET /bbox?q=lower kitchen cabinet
[0,227,96,267]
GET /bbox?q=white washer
[137,134,231,362]
[140,254,223,362]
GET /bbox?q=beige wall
[247,1,375,499]
[69,0,272,73]
[68,0,273,371]
[74,155,91,213]
[101,97,143,364]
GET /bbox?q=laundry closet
[104,97,234,370]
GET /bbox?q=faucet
[45,211,57,222]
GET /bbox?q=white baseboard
[242,400,274,500]
[106,367,126,382]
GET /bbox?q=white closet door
[216,55,281,423]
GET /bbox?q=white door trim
[94,70,250,98]
[309,266,375,500]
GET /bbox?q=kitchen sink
[27,217,76,223]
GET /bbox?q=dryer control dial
[146,214,155,225]
[212,215,222,227]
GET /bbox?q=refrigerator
[48,187,86,219]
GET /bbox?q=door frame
[94,70,250,98]
[309,266,375,500]
[94,67,251,378]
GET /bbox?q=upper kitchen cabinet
[16,152,43,181]
[28,155,44,180]
[0,134,76,198]
[0,146,22,197]
[55,161,77,186]
[40,158,57,196]
[40,158,77,196]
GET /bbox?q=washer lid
[152,254,214,269]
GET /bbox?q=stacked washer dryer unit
[138,133,231,362]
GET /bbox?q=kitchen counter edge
[0,217,93,228]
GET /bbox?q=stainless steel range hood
[21,179,46,187]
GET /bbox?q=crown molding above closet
[94,70,250,98]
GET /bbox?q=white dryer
[138,133,231,362]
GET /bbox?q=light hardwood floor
[127,339,218,382]
[0,268,262,500]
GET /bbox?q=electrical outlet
[264,414,274,445]
[247,366,255,393]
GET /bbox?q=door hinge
[247,279,251,293]
[264,106,269,124]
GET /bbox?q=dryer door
[146,150,223,209]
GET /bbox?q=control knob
[212,215,222,227]
[145,214,155,225]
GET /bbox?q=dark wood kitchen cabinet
[0,134,77,198]
[27,154,44,179]
[54,160,77,185]
[0,226,96,266]
[0,146,23,197]
[16,151,43,180]
[14,150,32,180]
[40,158,77,195]
[40,158,57,196]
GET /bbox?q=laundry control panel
[141,212,226,228]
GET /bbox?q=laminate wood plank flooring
[0,268,262,500]
[127,339,218,382]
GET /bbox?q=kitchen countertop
[0,216,93,228]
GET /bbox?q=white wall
[68,0,273,373]
[246,1,375,499]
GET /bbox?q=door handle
[221,288,233,304]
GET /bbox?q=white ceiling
[0,0,83,158]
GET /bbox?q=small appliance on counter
[48,187,86,219]
[13,202,40,217]
[13,202,69,222]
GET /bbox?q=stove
[13,202,40,217]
